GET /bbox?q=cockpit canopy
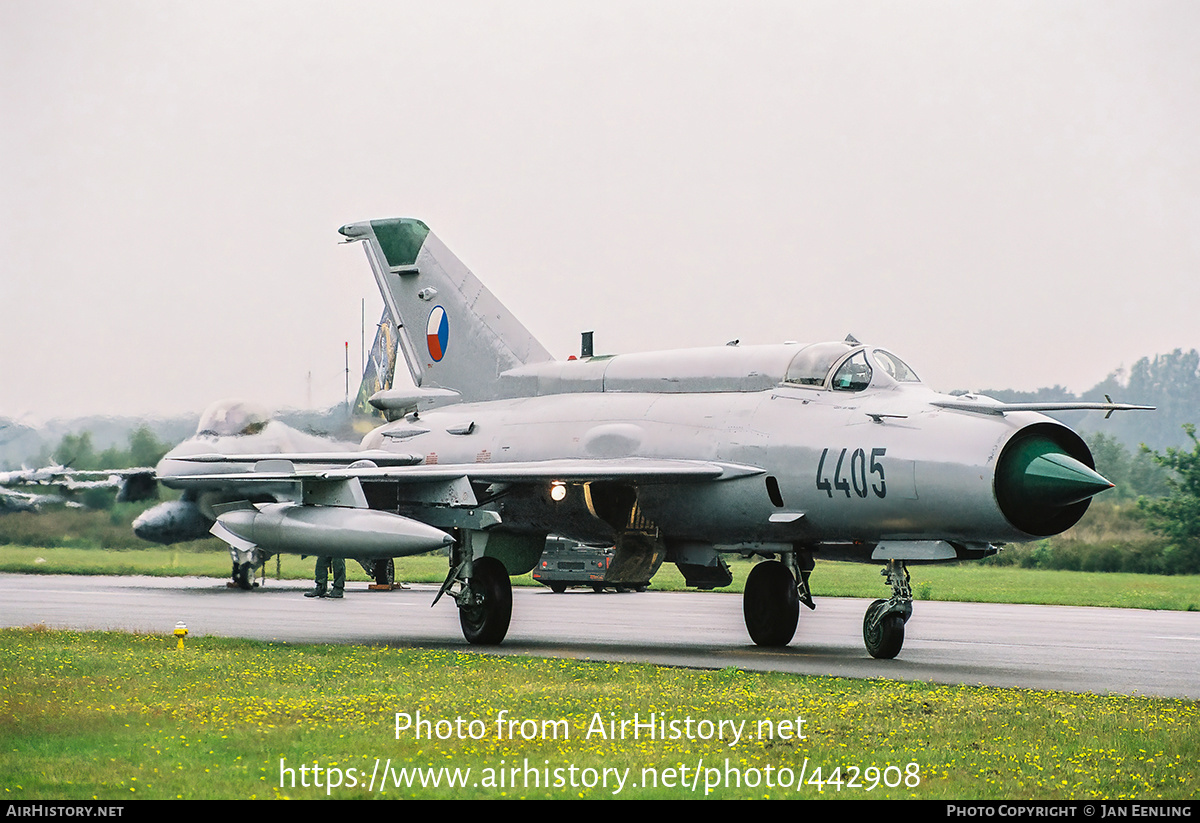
[195,399,270,437]
[783,342,920,392]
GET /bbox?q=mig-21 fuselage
[147,218,1149,657]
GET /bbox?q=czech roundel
[426,306,449,362]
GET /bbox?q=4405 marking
[816,447,887,499]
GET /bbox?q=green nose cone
[1023,451,1114,507]
[997,434,1114,524]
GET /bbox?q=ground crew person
[305,555,345,599]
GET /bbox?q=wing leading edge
[166,455,763,485]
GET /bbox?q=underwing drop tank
[214,503,454,558]
[133,498,213,544]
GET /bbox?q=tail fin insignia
[426,306,448,362]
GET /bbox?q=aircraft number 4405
[815,447,886,499]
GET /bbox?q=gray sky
[2,1,1197,421]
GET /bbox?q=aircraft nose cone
[995,430,1113,536]
[1023,452,1113,507]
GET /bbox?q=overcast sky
[2,1,1197,422]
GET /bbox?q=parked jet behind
[132,315,412,589]
[0,485,69,513]
[0,463,156,510]
[154,218,1151,657]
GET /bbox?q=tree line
[39,426,171,471]
[977,348,1200,453]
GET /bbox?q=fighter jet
[131,317,412,590]
[153,218,1151,657]
[0,485,70,513]
[0,463,157,509]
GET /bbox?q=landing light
[549,482,567,502]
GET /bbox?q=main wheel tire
[863,599,905,659]
[743,560,799,647]
[234,562,257,591]
[373,558,395,586]
[549,582,567,594]
[459,557,513,645]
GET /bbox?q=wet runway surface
[2,573,1197,699]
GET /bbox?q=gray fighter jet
[153,218,1151,657]
[131,319,410,590]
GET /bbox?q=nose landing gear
[863,559,912,659]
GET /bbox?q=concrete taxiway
[1,573,1197,699]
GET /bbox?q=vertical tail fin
[339,219,552,402]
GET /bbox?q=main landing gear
[232,560,259,590]
[372,558,395,587]
[743,553,815,647]
[743,561,799,646]
[457,556,513,645]
[863,560,912,659]
[435,537,514,646]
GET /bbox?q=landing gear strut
[863,559,912,659]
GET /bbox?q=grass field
[2,506,1199,801]
[1,628,1196,800]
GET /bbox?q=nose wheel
[863,600,905,658]
[863,560,912,659]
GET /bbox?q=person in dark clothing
[305,555,345,599]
